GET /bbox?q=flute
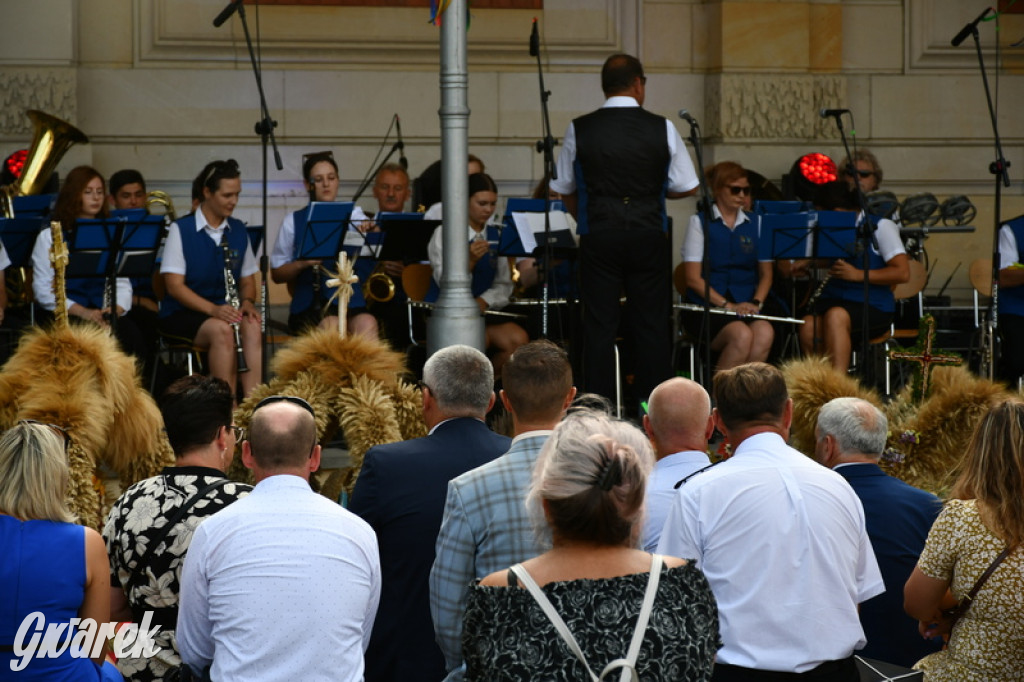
[673,302,804,325]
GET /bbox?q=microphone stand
[683,116,714,389]
[827,111,876,387]
[960,15,1011,380]
[352,117,403,204]
[220,0,284,382]
[531,22,558,339]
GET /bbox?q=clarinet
[220,234,249,373]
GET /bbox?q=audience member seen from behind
[103,375,253,681]
[904,399,1024,680]
[681,161,774,372]
[0,422,122,681]
[814,397,942,667]
[463,410,720,681]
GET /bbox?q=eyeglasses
[19,419,71,452]
[857,170,877,179]
[228,425,245,441]
[728,185,751,196]
[252,394,316,419]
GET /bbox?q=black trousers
[711,656,858,682]
[998,313,1024,386]
[579,227,672,407]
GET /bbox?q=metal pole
[427,0,485,355]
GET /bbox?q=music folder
[296,201,354,261]
[0,216,45,268]
[66,211,163,281]
[500,198,576,258]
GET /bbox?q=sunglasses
[728,185,751,196]
[857,170,877,179]
[19,419,71,452]
[228,425,245,441]
[253,395,316,419]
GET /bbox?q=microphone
[212,0,243,28]
[395,115,408,170]
[529,18,540,57]
[819,108,850,118]
[951,6,993,47]
[678,109,698,126]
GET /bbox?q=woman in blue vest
[270,151,378,338]
[681,161,774,372]
[427,172,528,377]
[798,181,908,372]
[159,159,261,399]
[31,165,147,360]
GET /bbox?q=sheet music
[511,210,573,252]
[342,229,376,257]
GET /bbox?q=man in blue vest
[550,54,698,410]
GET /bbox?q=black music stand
[296,202,354,261]
[375,214,440,264]
[66,213,163,336]
[500,198,576,259]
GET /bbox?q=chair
[401,263,434,348]
[149,330,205,394]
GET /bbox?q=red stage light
[4,149,28,180]
[797,153,837,184]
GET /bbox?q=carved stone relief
[706,74,845,140]
[0,69,77,136]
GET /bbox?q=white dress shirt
[657,432,884,673]
[642,450,711,551]
[177,475,381,682]
[31,227,132,313]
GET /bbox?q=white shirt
[549,96,698,197]
[642,450,711,551]
[427,225,513,310]
[682,206,771,262]
[161,209,258,277]
[999,224,1019,270]
[177,475,381,682]
[269,204,371,269]
[868,216,905,263]
[657,432,883,672]
[31,227,132,314]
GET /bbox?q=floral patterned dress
[101,466,252,681]
[914,499,1024,681]
[463,561,720,681]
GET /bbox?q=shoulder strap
[510,555,664,682]
[124,478,232,596]
[674,461,720,489]
[961,545,1013,608]
[510,563,600,682]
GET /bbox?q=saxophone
[219,234,249,373]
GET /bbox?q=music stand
[246,225,264,255]
[500,198,576,259]
[375,214,440,264]
[0,216,45,325]
[11,194,55,218]
[296,201,354,261]
[66,212,163,336]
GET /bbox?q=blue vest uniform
[999,217,1024,317]
[819,219,895,313]
[686,215,760,306]
[288,207,370,315]
[159,213,250,318]
[425,225,500,302]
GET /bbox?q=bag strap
[510,553,664,682]
[124,478,232,597]
[960,545,1012,609]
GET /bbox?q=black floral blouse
[463,561,720,681]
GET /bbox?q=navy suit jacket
[836,463,943,667]
[349,417,510,682]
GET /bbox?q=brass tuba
[145,190,177,225]
[364,263,396,303]
[1,110,89,309]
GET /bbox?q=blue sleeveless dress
[0,516,123,681]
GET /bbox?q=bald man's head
[247,400,318,470]
[645,378,712,458]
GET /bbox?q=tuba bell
[1,110,89,309]
[364,263,396,303]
